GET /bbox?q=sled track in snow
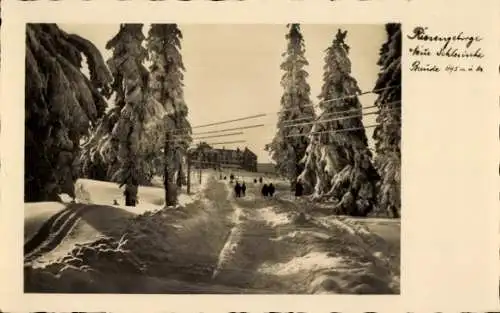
[275,195,395,264]
[24,204,96,264]
[276,194,400,287]
[211,182,246,279]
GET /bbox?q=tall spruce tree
[372,24,401,218]
[25,24,112,202]
[105,24,150,206]
[265,24,315,185]
[80,24,174,206]
[80,24,167,206]
[298,29,379,216]
[146,24,192,205]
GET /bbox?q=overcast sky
[59,23,386,163]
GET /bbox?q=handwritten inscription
[407,26,484,74]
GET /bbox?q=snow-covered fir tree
[146,24,192,205]
[25,24,112,201]
[105,24,150,206]
[265,24,316,185]
[372,24,401,218]
[298,29,379,216]
[81,24,168,206]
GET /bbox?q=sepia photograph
[24,23,401,294]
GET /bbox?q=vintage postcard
[0,0,499,312]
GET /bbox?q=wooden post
[199,153,203,185]
[187,155,191,194]
[199,165,202,184]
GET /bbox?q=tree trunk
[176,161,183,187]
[186,156,191,194]
[164,141,171,206]
[163,165,172,206]
[164,133,177,206]
[125,182,137,207]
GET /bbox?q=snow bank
[256,206,292,227]
[75,179,164,214]
[72,178,204,216]
[26,175,212,265]
[25,174,399,294]
[25,178,172,265]
[212,182,248,279]
[25,175,237,293]
[271,230,331,241]
[25,236,146,293]
[25,202,67,242]
[253,208,399,294]
[259,252,344,276]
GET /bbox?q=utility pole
[164,132,171,206]
[199,152,203,185]
[186,154,191,194]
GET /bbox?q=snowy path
[24,174,399,294]
[207,182,399,293]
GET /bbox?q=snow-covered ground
[24,173,212,268]
[25,173,243,292]
[207,178,400,294]
[24,170,400,294]
[73,176,208,209]
[27,174,211,227]
[24,202,67,242]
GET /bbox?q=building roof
[213,146,256,156]
[190,142,257,161]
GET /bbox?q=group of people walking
[233,181,246,198]
[261,183,275,197]
[225,173,277,199]
[224,172,305,200]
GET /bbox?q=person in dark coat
[268,183,275,197]
[261,184,269,197]
[234,182,241,198]
[224,176,227,180]
[259,177,263,184]
[241,182,247,197]
[295,179,304,198]
[253,178,257,184]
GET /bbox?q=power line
[281,99,400,129]
[283,107,401,129]
[177,124,265,137]
[167,132,245,144]
[320,85,400,105]
[284,110,379,129]
[167,100,398,143]
[179,100,397,137]
[281,105,372,125]
[192,113,267,130]
[284,122,401,138]
[282,104,377,125]
[172,86,401,134]
[275,85,401,114]
[186,131,244,141]
[166,99,399,146]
